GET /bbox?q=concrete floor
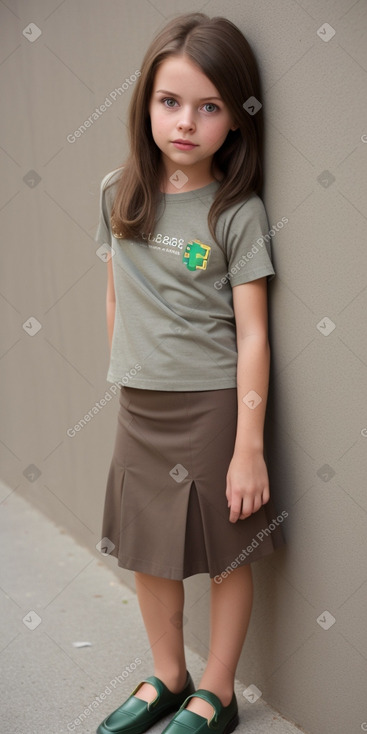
[0,488,307,734]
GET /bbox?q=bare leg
[133,572,187,702]
[186,564,253,719]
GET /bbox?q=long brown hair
[109,12,264,245]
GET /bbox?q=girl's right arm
[106,257,116,353]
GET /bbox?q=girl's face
[149,54,237,181]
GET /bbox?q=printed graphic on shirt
[182,241,211,271]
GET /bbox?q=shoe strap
[131,675,166,708]
[179,689,223,724]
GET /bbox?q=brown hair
[109,12,264,245]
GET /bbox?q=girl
[95,12,285,734]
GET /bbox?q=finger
[240,495,255,518]
[262,486,270,505]
[229,498,242,523]
[240,492,266,519]
[251,495,263,514]
[239,507,253,520]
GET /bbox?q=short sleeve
[223,194,275,287]
[94,173,113,248]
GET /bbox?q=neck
[158,157,222,194]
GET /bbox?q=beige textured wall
[1,2,367,733]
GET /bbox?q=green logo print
[182,240,211,271]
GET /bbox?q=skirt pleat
[101,386,285,579]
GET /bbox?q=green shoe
[96,671,195,734]
[160,689,239,734]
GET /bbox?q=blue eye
[203,103,218,113]
[162,97,177,108]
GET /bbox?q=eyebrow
[155,89,222,101]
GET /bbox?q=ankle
[197,678,234,707]
[154,666,188,694]
[217,690,234,708]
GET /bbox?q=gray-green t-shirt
[95,167,275,390]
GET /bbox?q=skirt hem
[106,542,285,581]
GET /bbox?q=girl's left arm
[226,277,271,523]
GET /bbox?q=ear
[230,124,239,131]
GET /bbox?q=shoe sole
[223,713,239,734]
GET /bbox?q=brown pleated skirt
[101,386,285,580]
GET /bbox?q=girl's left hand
[225,451,270,523]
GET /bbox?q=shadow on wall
[248,275,293,687]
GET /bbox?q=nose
[177,107,196,133]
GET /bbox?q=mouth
[171,140,198,150]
